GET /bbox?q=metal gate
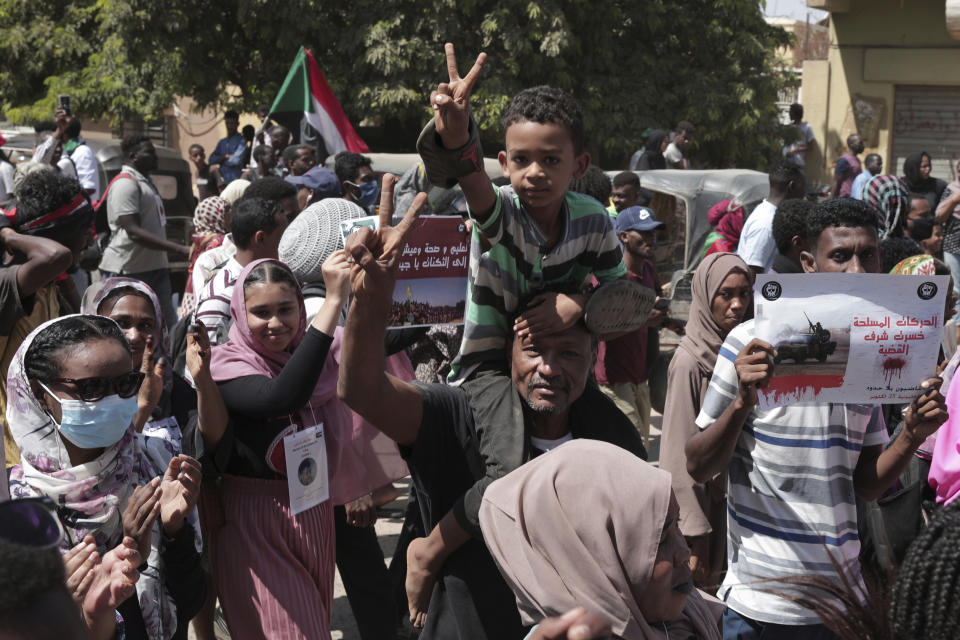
[892,85,960,183]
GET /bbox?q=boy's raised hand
[514,292,587,340]
[431,43,487,149]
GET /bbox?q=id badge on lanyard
[264,404,329,515]
[284,424,329,515]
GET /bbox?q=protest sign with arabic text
[754,273,948,408]
[341,215,469,328]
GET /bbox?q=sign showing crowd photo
[341,215,470,328]
[754,273,949,408]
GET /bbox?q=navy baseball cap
[615,206,664,233]
[285,167,343,198]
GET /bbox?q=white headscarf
[6,314,189,639]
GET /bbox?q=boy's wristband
[416,117,484,188]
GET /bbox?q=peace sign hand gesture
[431,43,487,150]
[345,174,427,312]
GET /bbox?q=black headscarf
[902,151,947,208]
[637,130,667,171]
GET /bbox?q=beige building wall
[802,0,960,186]
[78,97,261,197]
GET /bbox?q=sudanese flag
[270,47,369,154]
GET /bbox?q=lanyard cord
[291,401,320,430]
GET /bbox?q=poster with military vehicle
[754,274,948,408]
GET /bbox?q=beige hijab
[677,252,753,376]
[479,440,721,640]
[660,253,751,545]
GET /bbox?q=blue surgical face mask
[40,382,137,449]
[356,180,379,210]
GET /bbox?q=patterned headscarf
[890,254,936,275]
[864,174,909,239]
[192,196,229,236]
[181,198,230,316]
[6,315,189,639]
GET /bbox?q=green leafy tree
[0,0,346,124]
[351,0,795,168]
[1,0,792,169]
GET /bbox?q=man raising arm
[686,198,946,638]
[338,176,426,444]
[340,174,645,639]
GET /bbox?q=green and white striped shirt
[449,186,625,383]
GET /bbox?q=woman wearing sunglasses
[6,315,206,640]
[80,277,228,640]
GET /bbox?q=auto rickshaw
[608,168,770,410]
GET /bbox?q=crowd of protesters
[4,42,960,640]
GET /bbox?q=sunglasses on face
[50,370,145,402]
[0,497,65,548]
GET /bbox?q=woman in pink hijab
[480,439,722,640]
[203,255,351,639]
[701,199,745,258]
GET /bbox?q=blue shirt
[851,169,874,201]
[209,133,248,185]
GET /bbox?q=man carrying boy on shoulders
[359,43,652,636]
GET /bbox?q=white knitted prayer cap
[279,198,366,282]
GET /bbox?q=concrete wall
[768,17,830,69]
[801,0,960,185]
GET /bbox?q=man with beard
[337,182,646,640]
[831,133,864,198]
[99,135,189,327]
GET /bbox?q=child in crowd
[406,43,650,627]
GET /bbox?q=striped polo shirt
[695,319,888,625]
[448,185,625,383]
[195,257,243,345]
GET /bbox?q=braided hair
[243,260,298,293]
[890,502,960,639]
[24,316,130,384]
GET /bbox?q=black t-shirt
[400,381,646,640]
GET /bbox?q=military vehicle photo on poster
[754,274,948,408]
